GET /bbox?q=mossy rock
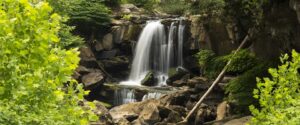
[141,71,156,86]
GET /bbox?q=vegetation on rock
[68,0,111,39]
[196,49,258,79]
[225,62,272,114]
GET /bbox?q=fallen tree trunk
[180,31,252,123]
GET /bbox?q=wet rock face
[187,15,239,56]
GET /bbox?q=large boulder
[109,98,187,125]
[82,70,105,89]
[109,99,161,124]
[139,102,161,124]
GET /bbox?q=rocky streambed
[83,75,251,125]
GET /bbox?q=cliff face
[251,0,300,59]
[189,0,300,60]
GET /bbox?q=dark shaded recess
[84,84,115,106]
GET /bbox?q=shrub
[223,49,258,73]
[225,62,271,114]
[47,0,85,49]
[196,49,258,79]
[195,49,216,76]
[0,0,96,124]
[68,0,111,37]
[249,50,300,124]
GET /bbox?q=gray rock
[80,46,95,61]
[82,70,104,88]
[102,33,113,50]
[112,26,125,44]
[109,99,161,124]
[139,102,161,124]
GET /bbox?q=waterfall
[121,21,167,86]
[121,19,186,86]
[114,88,136,106]
[177,19,185,67]
[166,22,176,73]
[142,92,163,101]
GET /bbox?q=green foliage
[196,50,215,68]
[47,0,85,49]
[225,62,271,114]
[195,49,216,76]
[158,0,189,15]
[47,0,83,16]
[0,0,96,124]
[196,49,257,79]
[68,0,111,37]
[122,14,133,21]
[249,50,300,124]
[223,49,258,73]
[190,0,225,16]
[58,24,84,49]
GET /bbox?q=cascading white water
[166,22,176,73]
[121,19,186,86]
[121,21,167,86]
[114,88,136,106]
[177,19,185,67]
[142,92,163,101]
